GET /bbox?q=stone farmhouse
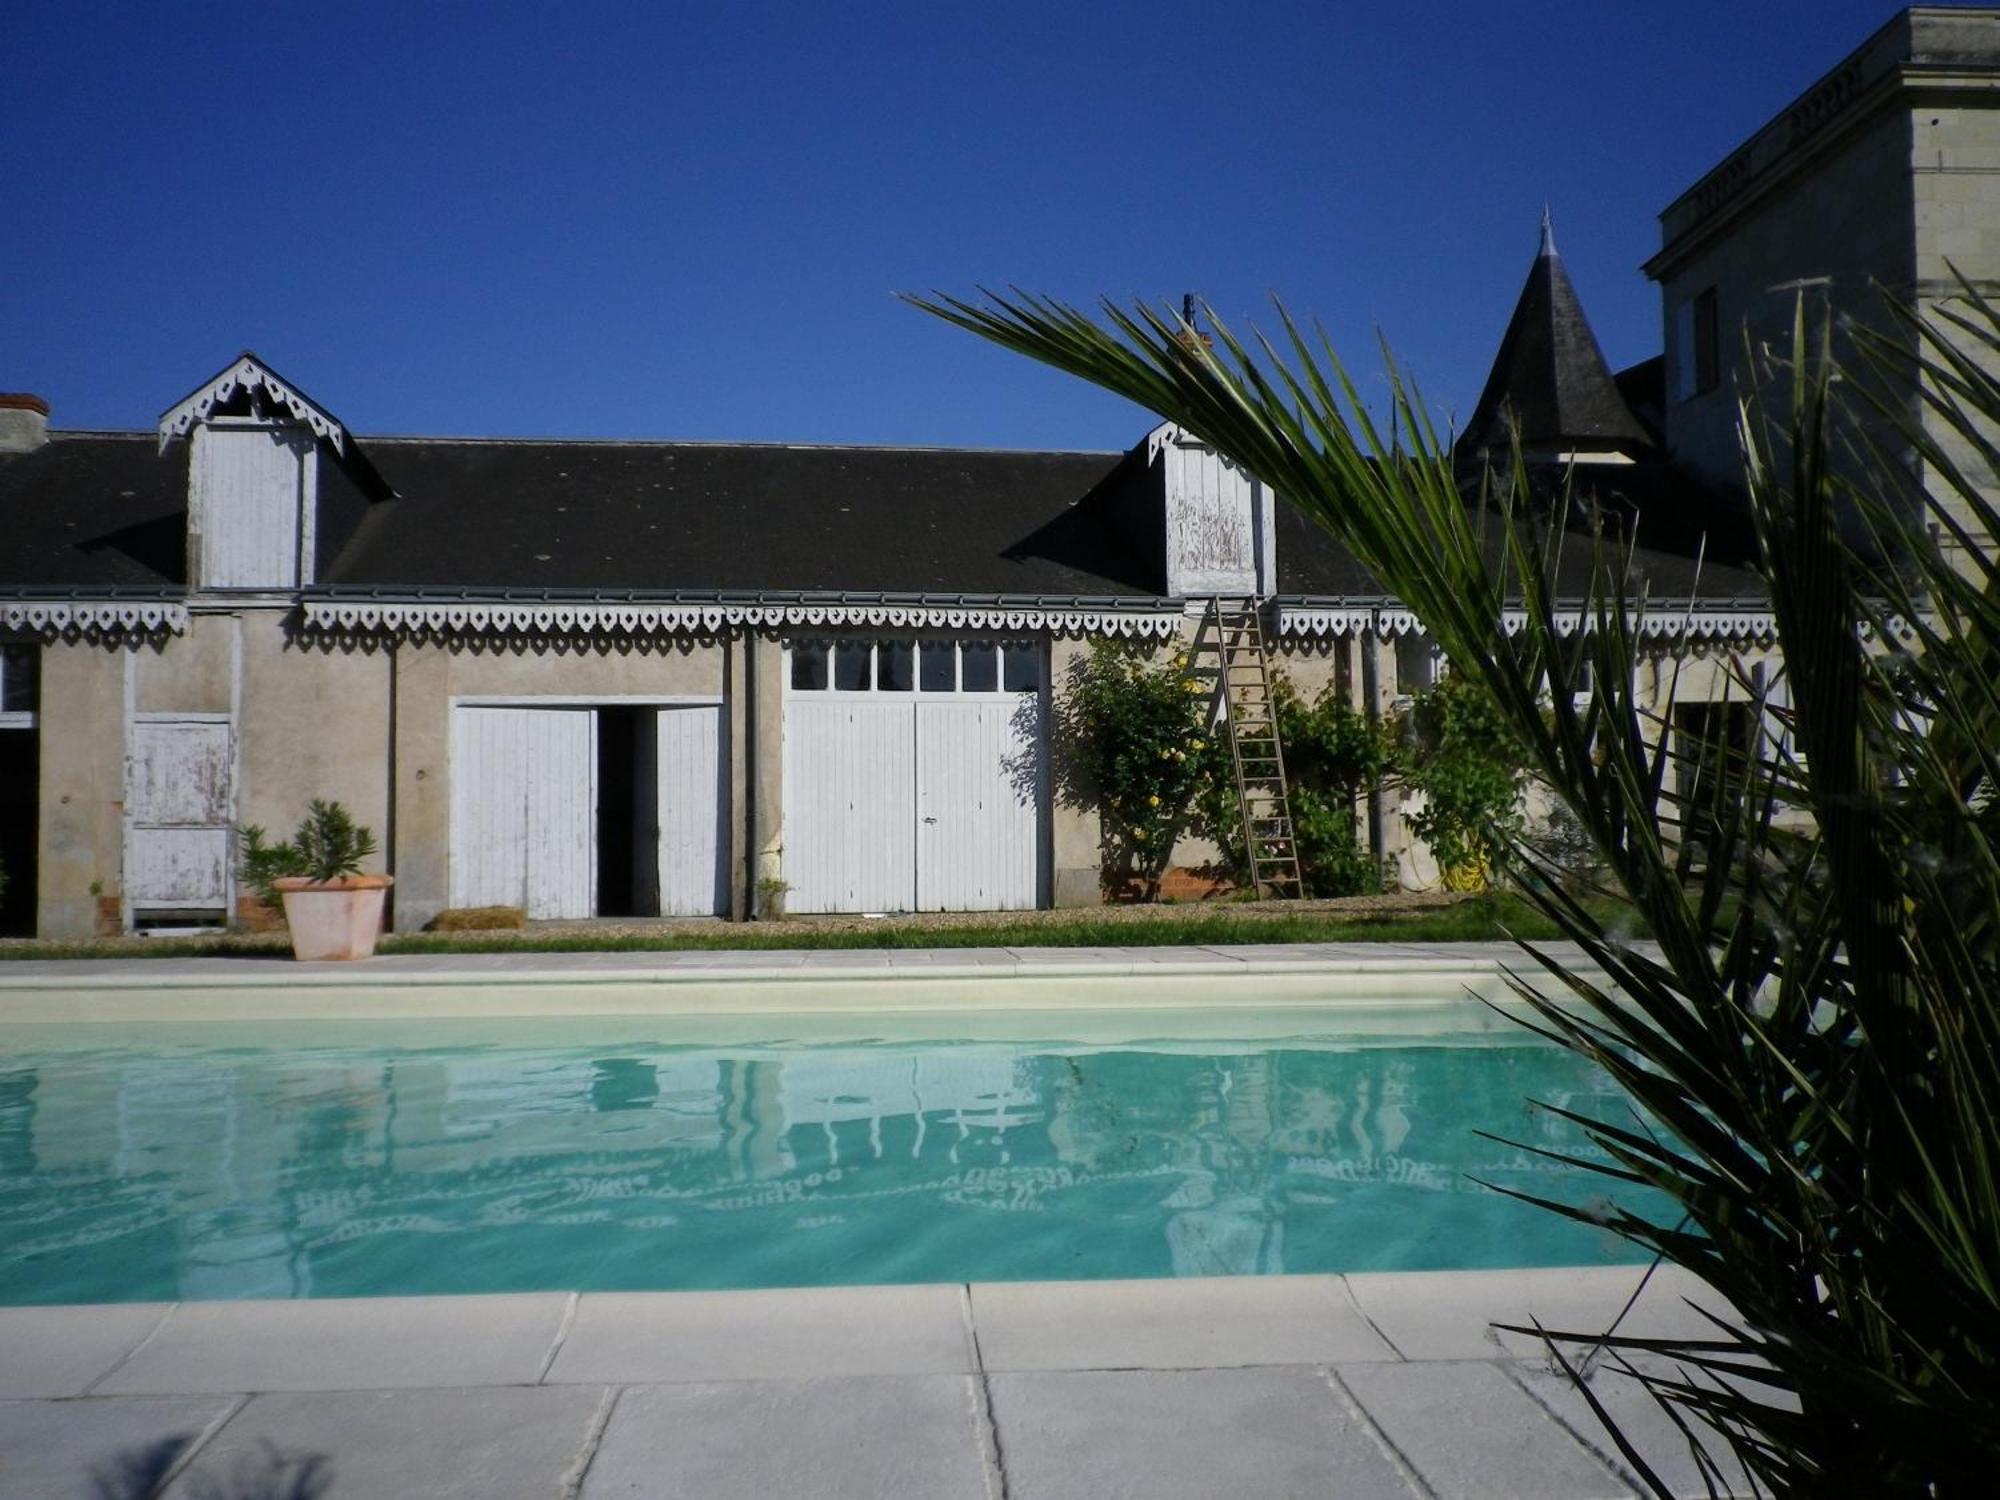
[0,6,1991,939]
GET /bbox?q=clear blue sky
[5,0,1912,450]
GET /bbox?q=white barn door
[786,699,916,913]
[916,699,1040,910]
[127,716,233,916]
[655,704,727,916]
[451,707,596,919]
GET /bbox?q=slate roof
[0,433,187,590]
[0,426,1763,605]
[1279,457,1764,602]
[1459,219,1655,458]
[328,438,1148,597]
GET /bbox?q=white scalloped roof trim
[300,600,1185,642]
[1,600,188,640]
[1279,605,1781,644]
[158,356,347,454]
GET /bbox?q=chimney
[0,394,50,453]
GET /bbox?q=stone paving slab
[0,1272,1755,1500]
[0,1302,171,1397]
[95,1293,572,1395]
[1343,1264,1728,1361]
[1339,1360,1630,1499]
[161,1385,612,1500]
[970,1275,1395,1371]
[0,1394,236,1500]
[582,1376,992,1500]
[1509,1356,1754,1500]
[546,1284,974,1384]
[988,1366,1420,1500]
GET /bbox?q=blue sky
[5,1,1910,449]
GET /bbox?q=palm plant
[906,285,1999,1493]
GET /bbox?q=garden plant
[911,282,2000,1493]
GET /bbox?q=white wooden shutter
[655,705,726,916]
[127,717,232,910]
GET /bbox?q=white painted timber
[450,707,597,919]
[787,689,1047,915]
[655,704,726,916]
[189,421,312,589]
[126,717,233,912]
[915,698,1040,910]
[785,697,916,912]
[1159,430,1274,597]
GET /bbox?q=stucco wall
[133,612,233,716]
[750,633,784,915]
[238,615,393,856]
[35,642,124,938]
[1048,635,1104,906]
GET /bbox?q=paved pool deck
[1,1269,1746,1500]
[1,942,1741,1497]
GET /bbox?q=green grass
[0,893,1638,961]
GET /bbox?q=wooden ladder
[1194,597,1305,900]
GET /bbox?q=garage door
[451,706,596,919]
[784,639,1043,913]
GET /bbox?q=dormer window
[157,353,389,593]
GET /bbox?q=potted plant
[240,800,392,961]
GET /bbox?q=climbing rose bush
[1053,640,1210,898]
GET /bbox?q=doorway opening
[596,707,660,917]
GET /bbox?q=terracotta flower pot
[274,874,394,961]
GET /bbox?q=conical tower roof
[1459,213,1652,457]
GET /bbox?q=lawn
[0,892,1632,961]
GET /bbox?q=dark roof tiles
[0,429,1762,606]
[1460,223,1654,457]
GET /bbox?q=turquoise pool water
[0,1017,1663,1304]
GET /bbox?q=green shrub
[1052,639,1210,898]
[1392,672,1525,891]
[238,800,379,900]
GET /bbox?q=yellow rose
[1147,794,1160,807]
[1134,829,1149,842]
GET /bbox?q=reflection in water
[0,1039,1657,1304]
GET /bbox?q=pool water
[0,1020,1664,1304]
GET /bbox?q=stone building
[1644,5,2000,557]
[0,6,1986,940]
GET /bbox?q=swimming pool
[0,1012,1662,1304]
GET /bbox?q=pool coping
[0,939,1627,1023]
[3,1264,1727,1395]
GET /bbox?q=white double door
[787,697,1042,913]
[451,705,724,919]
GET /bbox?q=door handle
[922,816,938,824]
